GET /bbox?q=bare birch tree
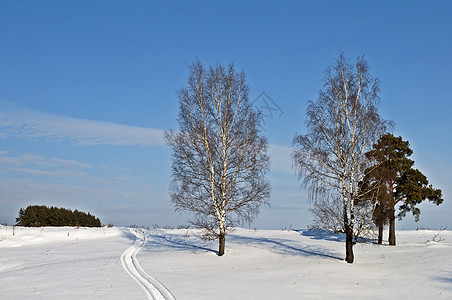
[165,60,270,256]
[292,53,391,263]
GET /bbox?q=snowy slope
[1,226,451,299]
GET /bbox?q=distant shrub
[16,205,101,227]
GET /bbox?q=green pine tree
[364,133,443,245]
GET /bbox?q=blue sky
[1,1,451,230]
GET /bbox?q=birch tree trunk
[219,217,226,256]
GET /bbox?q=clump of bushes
[16,205,101,227]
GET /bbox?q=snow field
[1,226,451,299]
[138,228,452,299]
[0,226,144,299]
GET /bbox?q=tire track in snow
[120,228,176,300]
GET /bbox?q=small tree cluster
[16,205,101,227]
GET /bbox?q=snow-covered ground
[1,226,451,299]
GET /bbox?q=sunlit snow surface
[1,226,451,299]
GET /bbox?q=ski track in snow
[120,228,176,300]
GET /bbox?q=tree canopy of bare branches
[165,60,270,256]
[292,53,391,263]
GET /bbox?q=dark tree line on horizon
[16,205,101,227]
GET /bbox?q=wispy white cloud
[0,103,165,146]
[0,102,298,174]
[9,167,87,179]
[0,151,101,183]
[0,151,92,169]
[0,151,151,192]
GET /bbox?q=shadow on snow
[120,228,217,254]
[149,234,217,254]
[433,272,452,287]
[297,229,376,244]
[229,234,342,260]
[297,229,346,242]
[121,228,342,260]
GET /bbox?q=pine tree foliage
[363,133,443,245]
[15,205,101,227]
